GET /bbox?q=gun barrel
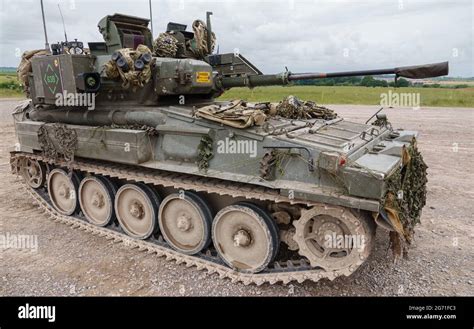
[289,61,449,81]
[219,61,449,89]
[220,73,289,88]
[288,68,395,81]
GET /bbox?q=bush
[396,78,411,87]
[360,76,389,87]
[0,80,22,92]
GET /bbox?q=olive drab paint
[11,10,445,281]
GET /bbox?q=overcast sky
[0,0,472,76]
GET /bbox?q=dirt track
[0,99,473,296]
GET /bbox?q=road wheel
[48,168,80,215]
[158,191,212,255]
[79,176,116,227]
[212,203,279,273]
[115,183,160,239]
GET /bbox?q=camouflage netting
[17,49,50,93]
[109,124,158,136]
[382,138,428,259]
[197,135,214,171]
[188,19,216,59]
[259,150,291,180]
[153,32,179,57]
[276,95,337,120]
[37,123,78,162]
[196,100,268,129]
[196,96,337,129]
[153,19,215,59]
[104,45,153,90]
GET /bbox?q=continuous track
[11,152,372,285]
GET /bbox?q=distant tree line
[294,76,471,88]
[0,67,16,74]
[294,76,411,87]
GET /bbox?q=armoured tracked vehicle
[11,11,448,285]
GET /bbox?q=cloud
[0,0,472,76]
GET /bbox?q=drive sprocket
[292,205,375,272]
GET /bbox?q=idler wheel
[21,158,46,189]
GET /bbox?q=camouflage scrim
[188,19,216,59]
[196,96,337,128]
[153,20,216,60]
[104,45,153,90]
[276,96,338,120]
[37,123,78,162]
[383,138,428,257]
[17,49,50,92]
[197,135,214,171]
[153,33,179,58]
[196,100,267,129]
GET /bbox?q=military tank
[10,11,448,285]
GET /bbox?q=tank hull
[15,102,419,211]
[11,94,428,284]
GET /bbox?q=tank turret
[21,12,449,108]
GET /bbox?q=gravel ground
[0,99,473,296]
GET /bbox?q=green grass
[0,90,23,97]
[0,73,17,81]
[218,86,474,108]
[0,73,23,98]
